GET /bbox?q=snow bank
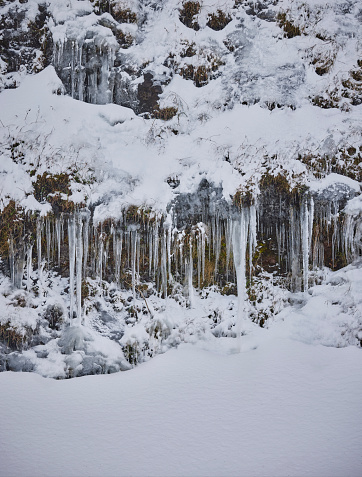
[0,339,361,477]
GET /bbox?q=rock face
[0,0,361,377]
[0,2,53,85]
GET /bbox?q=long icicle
[301,198,310,293]
[188,235,194,308]
[26,245,32,292]
[68,216,76,323]
[232,208,249,350]
[36,217,42,273]
[75,213,83,326]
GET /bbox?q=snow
[20,195,52,216]
[1,64,361,218]
[308,173,361,194]
[0,4,361,468]
[345,194,362,216]
[1,0,361,216]
[1,338,361,477]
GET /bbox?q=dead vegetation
[277,12,301,38]
[91,1,137,24]
[179,1,201,31]
[179,52,224,87]
[299,147,362,182]
[33,172,75,214]
[311,61,362,110]
[207,10,232,31]
[180,41,196,58]
[0,201,26,258]
[0,322,28,350]
[153,106,178,121]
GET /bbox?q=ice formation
[0,0,361,377]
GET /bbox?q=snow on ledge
[345,195,362,216]
[307,173,361,194]
[21,195,52,216]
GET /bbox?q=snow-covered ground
[1,335,362,477]
[0,2,361,472]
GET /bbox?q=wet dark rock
[169,179,232,228]
[0,3,52,78]
[100,311,115,323]
[312,183,357,206]
[137,72,162,115]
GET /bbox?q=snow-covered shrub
[120,323,149,365]
[248,271,288,328]
[0,322,26,350]
[44,304,64,331]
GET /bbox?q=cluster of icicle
[54,37,117,104]
[344,212,362,262]
[8,197,362,336]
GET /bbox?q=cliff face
[0,0,361,377]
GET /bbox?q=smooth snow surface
[1,339,361,477]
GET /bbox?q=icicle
[214,215,222,278]
[211,215,216,256]
[188,236,194,308]
[196,223,206,288]
[331,200,339,269]
[344,214,352,261]
[276,224,281,264]
[75,213,83,326]
[71,40,75,99]
[113,229,118,282]
[161,228,167,298]
[51,221,55,264]
[46,218,51,267]
[282,223,286,258]
[201,225,206,283]
[104,239,109,277]
[232,209,249,348]
[14,245,25,289]
[137,232,140,281]
[90,226,96,276]
[26,245,32,291]
[197,229,201,289]
[97,224,104,287]
[167,224,172,283]
[289,208,301,292]
[131,228,138,302]
[68,216,76,322]
[114,228,123,285]
[125,225,130,269]
[9,237,15,286]
[78,42,83,102]
[83,211,90,278]
[248,204,257,279]
[153,221,159,280]
[179,232,184,281]
[36,218,42,271]
[301,199,309,292]
[309,196,314,251]
[97,44,115,104]
[148,222,153,278]
[225,217,232,281]
[343,210,362,262]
